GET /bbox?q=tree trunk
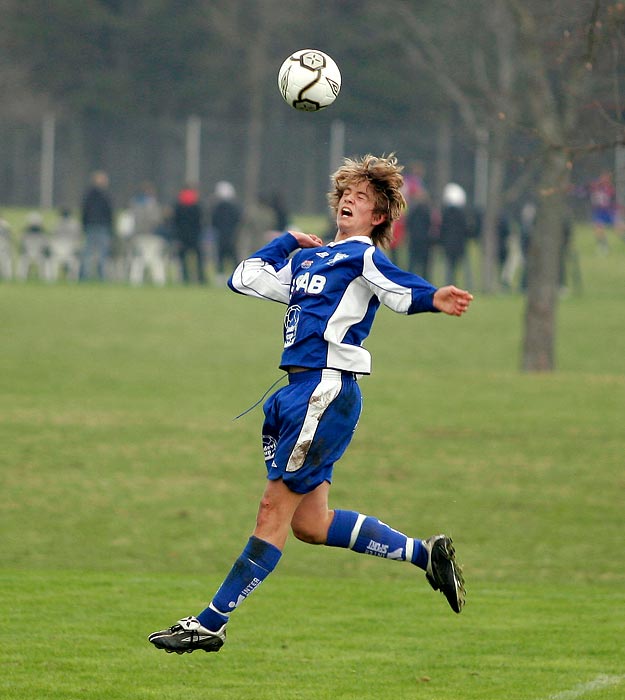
[521,152,570,372]
[241,4,270,218]
[433,111,452,207]
[480,119,507,293]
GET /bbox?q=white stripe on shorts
[285,369,343,472]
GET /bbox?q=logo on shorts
[284,305,301,348]
[263,434,277,461]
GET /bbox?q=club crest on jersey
[326,252,349,266]
[301,259,313,269]
[284,304,301,347]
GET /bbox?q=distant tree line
[1,0,624,371]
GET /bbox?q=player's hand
[433,285,473,316]
[289,231,324,248]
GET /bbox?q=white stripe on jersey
[285,369,343,472]
[230,257,293,304]
[325,275,374,374]
[362,246,413,314]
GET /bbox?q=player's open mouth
[340,207,352,217]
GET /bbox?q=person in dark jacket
[79,170,114,281]
[439,183,469,285]
[173,184,205,284]
[405,188,433,278]
[211,181,241,277]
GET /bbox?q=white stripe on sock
[209,602,230,619]
[405,536,413,563]
[349,513,366,549]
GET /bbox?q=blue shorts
[262,369,363,494]
[592,207,615,226]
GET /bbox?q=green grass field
[2,225,625,699]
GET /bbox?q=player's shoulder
[369,244,393,263]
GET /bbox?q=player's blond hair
[328,153,406,248]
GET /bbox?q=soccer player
[149,154,473,654]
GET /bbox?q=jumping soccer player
[149,154,473,654]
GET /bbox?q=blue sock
[326,509,428,569]
[197,536,282,631]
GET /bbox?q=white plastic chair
[0,231,13,279]
[47,236,81,282]
[129,234,167,286]
[18,234,49,280]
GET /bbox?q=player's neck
[334,229,373,243]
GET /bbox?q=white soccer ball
[277,49,341,112]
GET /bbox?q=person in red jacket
[173,184,205,284]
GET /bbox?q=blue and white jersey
[228,232,438,375]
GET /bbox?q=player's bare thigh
[290,481,334,544]
[253,478,334,548]
[253,478,305,550]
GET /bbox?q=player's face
[336,180,386,238]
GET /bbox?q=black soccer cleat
[423,534,466,613]
[148,616,226,654]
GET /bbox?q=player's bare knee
[256,496,280,528]
[292,524,318,544]
[291,519,325,544]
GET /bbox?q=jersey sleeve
[228,233,299,304]
[363,246,439,314]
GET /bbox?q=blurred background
[1,0,624,371]
[1,0,622,214]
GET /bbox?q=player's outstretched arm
[288,231,324,248]
[433,285,473,317]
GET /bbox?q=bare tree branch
[583,0,602,65]
[392,4,480,137]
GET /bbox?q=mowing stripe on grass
[545,674,625,700]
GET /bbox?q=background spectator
[439,182,469,285]
[404,188,432,278]
[173,184,205,284]
[211,181,241,280]
[79,170,114,281]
